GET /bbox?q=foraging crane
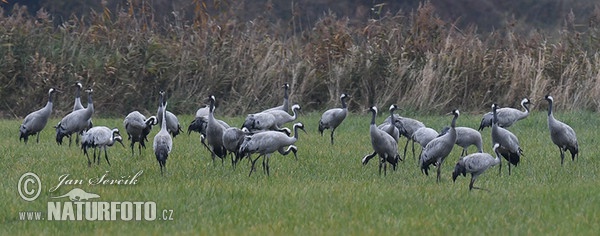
[187,105,210,136]
[491,103,523,175]
[206,95,230,164]
[265,104,301,128]
[479,98,531,130]
[411,127,439,160]
[153,99,172,175]
[56,88,94,146]
[544,95,578,165]
[377,104,400,142]
[19,88,57,144]
[123,111,158,156]
[222,127,250,168]
[361,106,401,175]
[81,126,124,167]
[242,111,290,134]
[156,91,183,137]
[263,83,290,112]
[440,126,484,156]
[420,109,459,182]
[452,143,501,191]
[239,122,306,176]
[318,93,350,145]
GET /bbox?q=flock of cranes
[19,83,580,188]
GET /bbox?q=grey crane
[377,104,400,142]
[56,88,94,146]
[410,127,439,160]
[490,103,523,175]
[440,126,484,156]
[239,122,306,176]
[123,111,158,156]
[222,127,250,168]
[81,126,124,167]
[242,111,290,134]
[153,99,172,175]
[263,83,290,113]
[265,104,301,128]
[419,109,459,182]
[187,104,210,136]
[73,82,84,111]
[19,88,57,144]
[318,93,350,145]
[206,95,230,164]
[452,143,501,191]
[361,106,401,175]
[156,91,183,137]
[384,114,426,160]
[479,98,531,131]
[544,95,578,165]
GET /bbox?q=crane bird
[222,127,250,168]
[377,104,400,142]
[156,91,183,137]
[265,104,301,128]
[318,93,350,145]
[440,126,484,156]
[153,99,172,175]
[81,126,124,167]
[19,88,58,144]
[72,82,84,111]
[452,143,501,191]
[491,103,523,175]
[479,98,531,130]
[242,111,290,134]
[187,104,210,136]
[56,88,94,146]
[239,122,306,176]
[384,114,426,160]
[262,83,290,112]
[123,111,158,156]
[544,95,578,165]
[420,109,459,182]
[206,95,230,164]
[411,127,439,160]
[361,106,401,175]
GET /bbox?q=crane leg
[36,133,40,143]
[411,140,415,160]
[559,148,565,166]
[104,148,111,166]
[249,154,262,177]
[436,163,442,183]
[403,139,410,161]
[330,129,336,145]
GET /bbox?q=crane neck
[522,102,530,113]
[341,96,348,109]
[492,106,498,126]
[292,124,302,140]
[370,108,377,126]
[451,113,458,128]
[547,100,553,117]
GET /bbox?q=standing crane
[81,126,124,167]
[361,106,401,175]
[411,127,439,160]
[420,110,459,182]
[318,93,350,145]
[72,82,84,111]
[544,95,579,165]
[452,143,501,191]
[222,127,250,169]
[153,98,172,175]
[479,98,531,130]
[377,104,400,142]
[19,88,57,144]
[123,111,157,156]
[265,104,302,128]
[239,123,306,176]
[56,88,94,146]
[440,126,484,156]
[206,95,230,164]
[263,83,290,113]
[156,91,183,137]
[491,103,523,175]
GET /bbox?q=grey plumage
[361,106,401,175]
[242,111,290,134]
[452,143,501,191]
[123,111,157,156]
[544,95,578,165]
[206,95,229,163]
[385,114,426,160]
[153,98,172,175]
[187,105,210,136]
[20,88,57,144]
[377,104,400,142]
[56,88,94,146]
[263,83,290,113]
[265,104,301,128]
[156,91,183,137]
[441,126,484,156]
[73,82,84,111]
[81,126,124,167]
[222,127,250,168]
[239,122,306,176]
[479,98,531,131]
[318,93,350,145]
[490,103,523,175]
[410,127,439,160]
[420,110,459,182]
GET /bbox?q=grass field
[1,110,599,235]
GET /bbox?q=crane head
[544,94,553,102]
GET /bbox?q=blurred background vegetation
[1,0,600,118]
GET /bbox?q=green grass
[1,111,599,235]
